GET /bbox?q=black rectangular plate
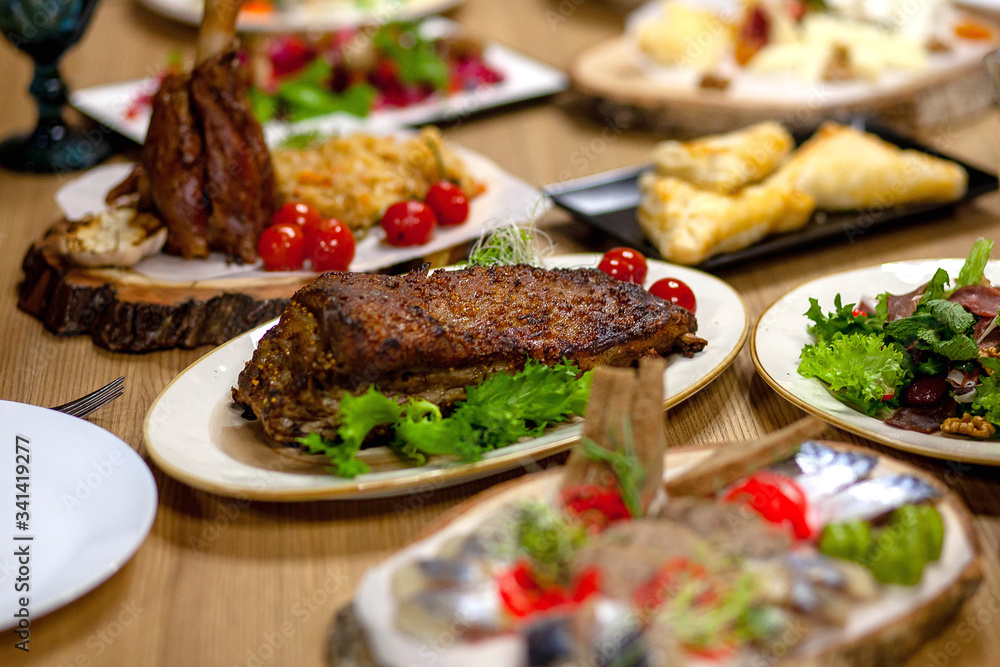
[544,122,998,272]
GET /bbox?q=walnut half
[941,413,996,439]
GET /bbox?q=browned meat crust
[133,51,275,262]
[233,264,706,443]
[143,71,210,258]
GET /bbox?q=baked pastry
[768,122,968,210]
[638,174,815,265]
[651,121,795,193]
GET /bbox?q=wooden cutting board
[570,34,998,134]
[324,442,983,667]
[17,220,463,352]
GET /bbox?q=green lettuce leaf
[972,364,1000,426]
[300,359,593,476]
[953,238,994,291]
[798,334,911,417]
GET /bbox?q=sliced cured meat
[947,284,1000,318]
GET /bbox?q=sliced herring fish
[772,441,878,499]
[816,475,940,523]
[395,585,507,640]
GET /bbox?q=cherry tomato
[597,256,637,283]
[306,218,355,272]
[258,223,306,271]
[601,247,648,284]
[649,277,697,312]
[424,181,470,226]
[724,471,814,539]
[272,201,322,233]
[381,200,437,246]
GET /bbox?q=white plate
[143,254,748,501]
[0,401,157,630]
[70,19,568,145]
[752,259,1000,465]
[137,0,462,33]
[53,137,547,277]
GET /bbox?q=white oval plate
[752,259,1000,465]
[137,0,462,33]
[0,401,157,630]
[143,253,748,500]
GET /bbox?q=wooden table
[2,0,1000,664]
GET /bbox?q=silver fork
[49,377,125,418]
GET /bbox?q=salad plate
[70,19,568,145]
[137,0,463,33]
[143,253,747,501]
[0,401,157,629]
[752,258,1000,465]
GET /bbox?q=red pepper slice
[560,484,632,532]
[497,561,601,619]
[724,471,814,539]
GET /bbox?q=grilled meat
[134,51,276,262]
[233,264,706,443]
[111,0,275,262]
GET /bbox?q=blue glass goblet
[0,0,115,172]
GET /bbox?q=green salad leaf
[925,299,975,335]
[297,432,370,479]
[373,21,449,89]
[884,305,978,361]
[298,359,592,477]
[804,294,882,343]
[798,334,911,417]
[919,268,951,304]
[953,237,994,292]
[251,59,377,123]
[972,360,1000,425]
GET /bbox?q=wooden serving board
[570,36,997,134]
[18,222,467,353]
[17,221,313,352]
[325,442,983,667]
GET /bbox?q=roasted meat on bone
[112,0,276,262]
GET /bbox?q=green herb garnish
[296,359,592,477]
[580,421,646,518]
[373,21,449,89]
[952,237,994,292]
[513,501,588,586]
